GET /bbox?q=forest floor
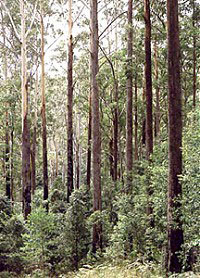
[7,263,199,278]
[63,265,199,278]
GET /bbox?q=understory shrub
[0,197,25,274]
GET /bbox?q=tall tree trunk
[114,21,119,182]
[126,0,133,192]
[75,109,81,189]
[144,0,153,159]
[10,117,14,203]
[40,9,48,211]
[86,91,92,191]
[192,0,196,108]
[134,75,138,160]
[113,80,118,182]
[167,0,184,273]
[90,0,102,253]
[144,0,154,226]
[67,0,74,202]
[154,39,160,138]
[31,68,38,195]
[99,45,118,183]
[21,0,31,219]
[5,112,10,199]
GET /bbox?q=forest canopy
[0,0,199,277]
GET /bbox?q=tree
[167,0,184,273]
[144,0,154,226]
[67,0,74,202]
[126,0,133,192]
[40,5,48,211]
[20,0,31,219]
[86,91,92,190]
[144,0,153,160]
[192,0,197,108]
[90,0,102,253]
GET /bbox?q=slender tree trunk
[99,45,118,183]
[134,75,138,160]
[31,68,38,195]
[21,0,31,219]
[5,112,10,199]
[10,118,14,203]
[126,0,133,192]
[144,0,154,226]
[154,39,160,138]
[114,22,119,181]
[67,0,74,202]
[75,110,81,189]
[90,0,102,253]
[40,9,48,211]
[113,81,118,182]
[109,138,114,179]
[192,0,196,108]
[141,77,146,152]
[76,143,80,189]
[144,0,153,159]
[86,91,92,190]
[167,0,184,273]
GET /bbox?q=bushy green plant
[0,197,25,274]
[49,188,68,213]
[21,187,91,276]
[181,110,200,271]
[106,145,168,265]
[56,187,90,272]
[21,206,59,274]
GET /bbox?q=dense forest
[0,0,199,277]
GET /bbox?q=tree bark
[126,0,133,192]
[192,0,196,108]
[144,0,154,227]
[40,9,48,211]
[21,0,31,219]
[76,111,81,189]
[154,39,160,138]
[10,117,14,203]
[167,0,184,273]
[90,0,102,253]
[144,0,153,159]
[134,75,138,160]
[86,91,92,190]
[5,112,10,199]
[31,68,38,195]
[67,0,74,202]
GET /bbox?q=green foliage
[21,187,91,275]
[21,207,56,267]
[0,197,25,274]
[181,110,200,271]
[56,188,90,272]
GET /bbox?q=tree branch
[99,11,127,38]
[1,2,21,43]
[25,0,39,37]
